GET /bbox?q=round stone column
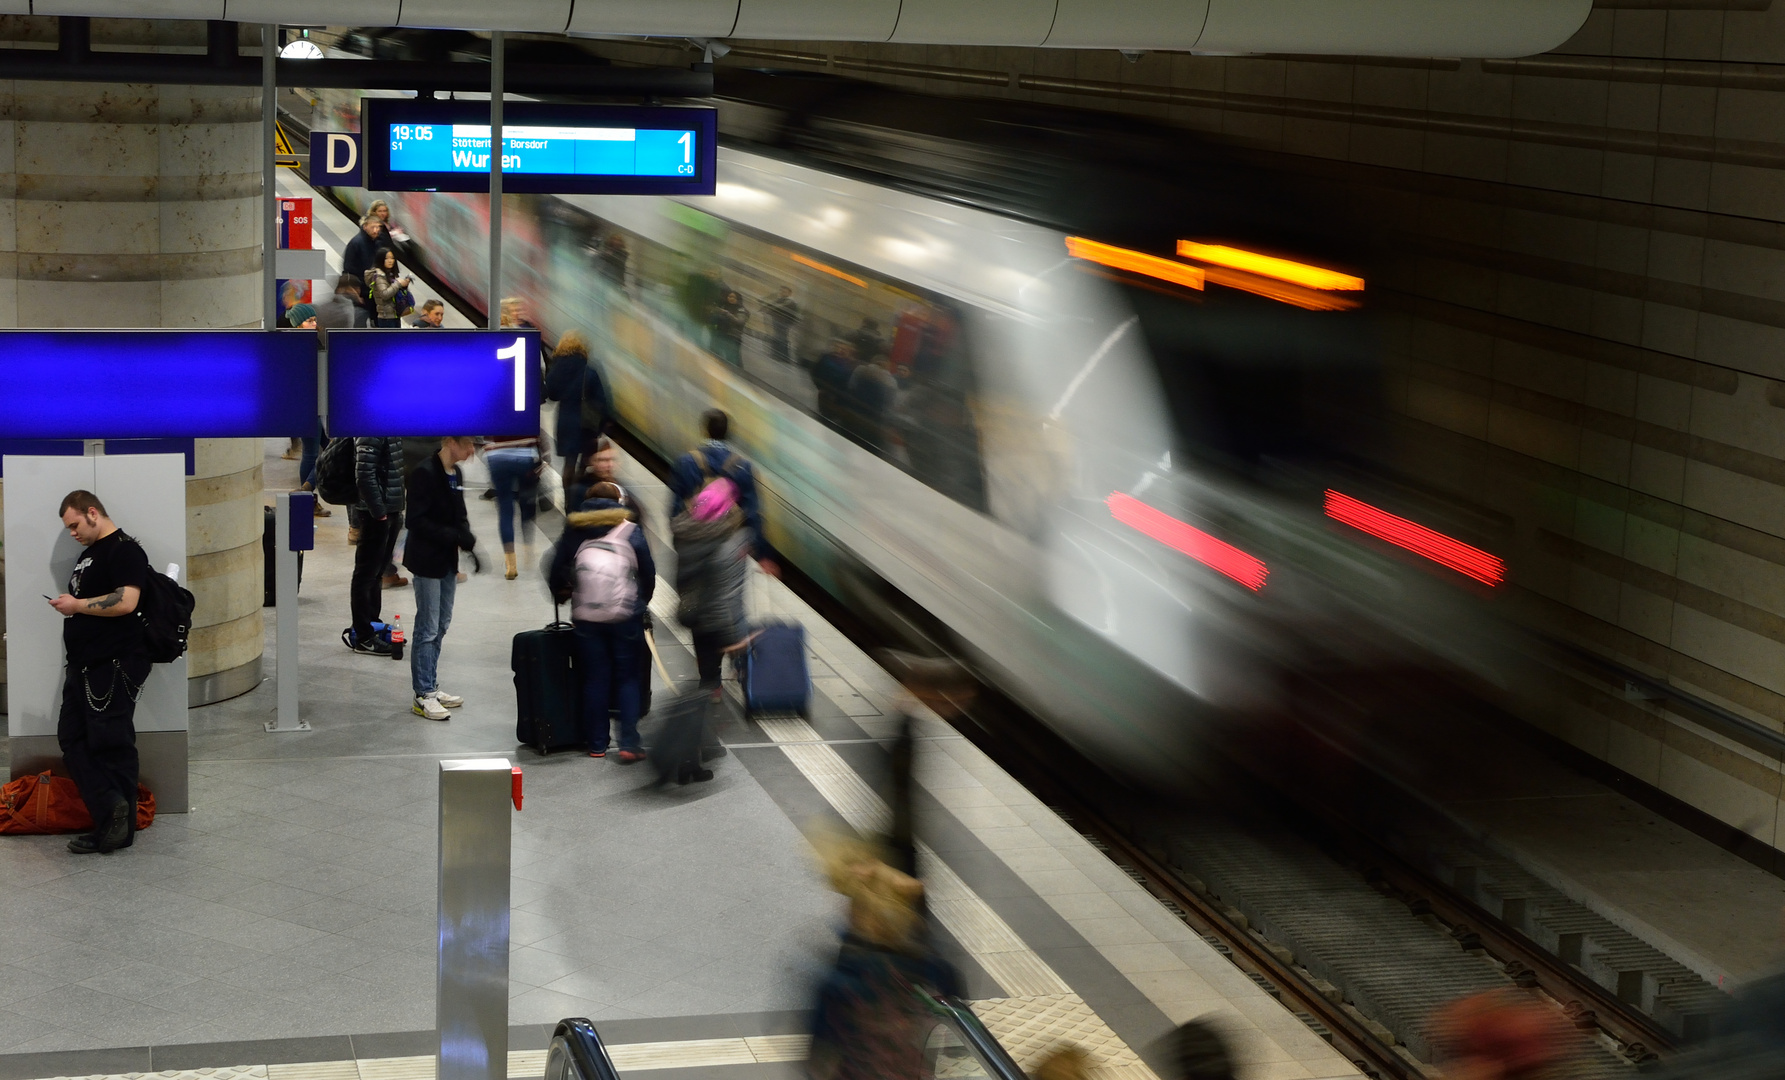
[0,32,268,708]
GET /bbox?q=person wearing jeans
[403,437,477,720]
[349,437,405,655]
[484,434,540,580]
[549,485,655,760]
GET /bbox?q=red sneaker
[588,749,606,758]
[617,750,646,765]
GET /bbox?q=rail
[544,1019,621,1080]
[922,993,1030,1080]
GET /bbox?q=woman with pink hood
[672,476,750,701]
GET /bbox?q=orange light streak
[1066,237,1205,291]
[783,249,867,288]
[1177,241,1364,292]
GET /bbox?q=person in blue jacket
[669,409,777,575]
[549,485,655,762]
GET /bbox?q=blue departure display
[387,124,698,179]
[0,331,316,438]
[327,329,540,437]
[364,99,717,196]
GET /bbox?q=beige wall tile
[1578,430,1633,485]
[1635,373,1694,429]
[1601,152,1657,204]
[1657,740,1779,841]
[1707,162,1785,223]
[1508,142,1605,196]
[1605,81,1661,133]
[1605,706,1665,784]
[1665,10,1727,59]
[1617,583,1676,647]
[1628,444,1686,501]
[1683,459,1785,536]
[1653,157,1712,211]
[1670,604,1785,699]
[1422,132,1509,182]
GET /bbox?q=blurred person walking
[765,285,800,363]
[672,477,749,702]
[708,289,748,368]
[545,329,599,486]
[48,491,151,855]
[403,437,478,720]
[669,409,776,575]
[806,833,963,1080]
[366,248,412,328]
[1432,991,1576,1080]
[484,432,542,580]
[349,436,405,654]
[342,214,387,308]
[314,274,367,339]
[549,483,655,761]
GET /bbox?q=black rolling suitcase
[648,690,713,785]
[512,603,583,755]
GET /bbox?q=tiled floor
[0,444,1366,1080]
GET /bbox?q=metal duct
[16,0,1596,59]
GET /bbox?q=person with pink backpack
[548,482,656,762]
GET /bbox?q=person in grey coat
[350,436,405,654]
[672,476,751,699]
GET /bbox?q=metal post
[265,492,311,732]
[438,759,516,1080]
[488,30,503,330]
[262,22,276,329]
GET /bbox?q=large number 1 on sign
[497,337,527,411]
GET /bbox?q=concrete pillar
[0,18,267,711]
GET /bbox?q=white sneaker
[412,695,450,721]
[432,689,464,708]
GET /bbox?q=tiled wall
[592,10,1785,855]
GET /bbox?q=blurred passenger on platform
[349,436,406,655]
[811,339,859,429]
[1165,1019,1236,1080]
[845,354,898,452]
[806,831,962,1080]
[847,317,886,366]
[277,280,306,328]
[500,296,537,330]
[484,431,542,580]
[672,476,749,701]
[314,274,367,341]
[545,328,597,486]
[670,409,776,576]
[286,303,317,331]
[1431,990,1575,1080]
[367,248,412,328]
[766,285,800,364]
[1034,1046,1091,1080]
[367,198,406,243]
[709,288,748,368]
[410,298,445,328]
[550,481,654,762]
[342,214,387,308]
[403,437,476,721]
[598,233,629,287]
[49,490,150,855]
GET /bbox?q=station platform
[0,442,1365,1080]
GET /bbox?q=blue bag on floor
[742,620,810,718]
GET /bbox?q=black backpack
[315,437,358,506]
[136,563,195,665]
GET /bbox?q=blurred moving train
[298,46,1514,782]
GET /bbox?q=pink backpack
[571,520,639,623]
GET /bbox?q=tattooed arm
[49,586,140,617]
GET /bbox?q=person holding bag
[549,483,654,761]
[672,477,750,703]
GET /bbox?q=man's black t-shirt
[64,530,150,667]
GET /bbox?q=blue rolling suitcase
[743,621,811,718]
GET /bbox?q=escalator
[544,993,1028,1080]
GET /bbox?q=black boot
[95,795,132,853]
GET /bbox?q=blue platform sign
[327,329,540,437]
[0,331,317,438]
[311,131,363,185]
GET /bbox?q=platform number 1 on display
[498,337,528,411]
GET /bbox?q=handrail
[546,1018,622,1080]
[1546,636,1785,760]
[922,992,1029,1080]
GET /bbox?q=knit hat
[287,303,317,325]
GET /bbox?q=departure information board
[364,99,716,195]
[327,329,541,437]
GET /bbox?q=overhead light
[1177,242,1363,291]
[1107,492,1268,591]
[1324,490,1504,586]
[1066,237,1204,292]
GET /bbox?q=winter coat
[544,346,589,455]
[672,506,748,638]
[669,442,768,561]
[402,454,473,579]
[807,932,963,1080]
[354,436,405,520]
[367,266,405,320]
[342,230,384,297]
[548,499,656,618]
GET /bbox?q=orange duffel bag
[0,772,155,835]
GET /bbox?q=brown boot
[504,552,518,580]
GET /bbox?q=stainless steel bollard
[438,759,518,1080]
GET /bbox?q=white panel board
[891,0,1056,45]
[94,454,189,735]
[733,0,899,40]
[567,0,738,35]
[1194,0,1593,57]
[399,0,572,31]
[1045,0,1207,48]
[226,0,399,20]
[34,0,223,13]
[3,456,99,740]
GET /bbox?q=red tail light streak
[1107,492,1269,591]
[1324,490,1505,586]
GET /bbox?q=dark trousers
[574,618,641,752]
[691,630,729,690]
[57,657,148,828]
[351,513,400,640]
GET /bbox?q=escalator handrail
[551,1018,622,1080]
[922,992,1029,1080]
